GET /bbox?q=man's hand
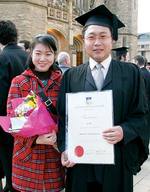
[61,151,75,168]
[102,126,123,144]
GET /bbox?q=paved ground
[134,156,150,192]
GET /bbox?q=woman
[7,34,65,192]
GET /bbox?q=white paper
[10,117,27,131]
[66,90,114,164]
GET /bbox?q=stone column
[68,0,74,66]
[106,0,138,61]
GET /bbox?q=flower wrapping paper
[0,93,57,137]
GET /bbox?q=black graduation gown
[140,67,150,106]
[140,67,150,137]
[57,60,149,192]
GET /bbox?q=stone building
[0,0,138,65]
[97,0,138,61]
[138,33,150,62]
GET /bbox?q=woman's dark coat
[0,43,27,190]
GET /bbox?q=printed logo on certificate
[66,90,114,164]
[85,96,92,105]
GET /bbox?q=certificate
[66,90,114,164]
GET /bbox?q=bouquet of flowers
[0,92,56,137]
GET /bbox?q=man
[57,51,71,73]
[134,55,150,135]
[146,62,150,72]
[0,20,28,192]
[112,46,129,61]
[57,4,149,192]
[144,57,150,72]
[134,55,150,102]
[18,39,31,54]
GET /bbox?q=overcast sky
[138,0,150,33]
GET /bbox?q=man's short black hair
[0,20,18,45]
[19,40,31,50]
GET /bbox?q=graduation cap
[75,4,125,41]
[113,46,129,56]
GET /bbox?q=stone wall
[93,0,138,61]
[0,0,47,41]
[0,0,138,62]
[106,0,138,60]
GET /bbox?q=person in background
[57,4,149,192]
[134,55,150,136]
[134,55,150,99]
[57,51,71,73]
[146,62,150,72]
[18,40,31,69]
[7,34,65,192]
[18,40,31,54]
[112,46,129,61]
[144,57,150,72]
[0,20,27,192]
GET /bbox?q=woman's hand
[36,130,56,145]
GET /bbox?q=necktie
[93,64,104,90]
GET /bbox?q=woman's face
[31,43,55,72]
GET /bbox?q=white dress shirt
[89,55,112,79]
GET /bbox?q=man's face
[84,25,113,63]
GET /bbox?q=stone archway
[73,34,83,66]
[47,28,68,52]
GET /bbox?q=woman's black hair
[27,34,58,70]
